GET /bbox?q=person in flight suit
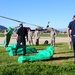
[34,28,40,45]
[28,29,34,45]
[67,15,75,63]
[50,28,56,47]
[14,23,28,56]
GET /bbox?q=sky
[0,0,75,30]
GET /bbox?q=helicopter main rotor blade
[0,16,25,24]
[0,15,44,28]
[25,22,43,27]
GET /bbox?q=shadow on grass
[55,43,63,45]
[36,48,45,50]
[31,44,50,47]
[55,50,73,54]
[42,56,74,62]
[30,44,50,50]
[51,56,74,61]
[55,43,68,47]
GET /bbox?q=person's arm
[16,34,18,41]
[16,29,19,41]
[67,28,72,42]
[26,29,28,41]
[38,31,40,38]
[67,28,71,37]
[26,34,28,41]
[33,31,35,38]
[54,30,57,37]
[4,30,8,35]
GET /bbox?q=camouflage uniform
[34,28,40,45]
[50,28,56,46]
[28,29,34,45]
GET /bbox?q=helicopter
[0,16,58,34]
[0,16,45,33]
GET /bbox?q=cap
[73,15,75,18]
[19,23,23,27]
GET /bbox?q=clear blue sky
[0,0,75,30]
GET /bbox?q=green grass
[40,33,50,37]
[57,33,67,37]
[0,43,75,75]
[0,33,67,37]
[0,34,5,37]
[40,33,67,37]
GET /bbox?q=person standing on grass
[34,28,40,45]
[4,29,9,47]
[67,15,75,64]
[50,28,56,47]
[14,24,28,56]
[28,29,34,45]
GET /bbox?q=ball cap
[19,23,23,27]
[73,15,75,18]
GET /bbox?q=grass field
[0,43,75,75]
[0,33,5,37]
[0,33,67,37]
[40,33,67,37]
[0,43,73,65]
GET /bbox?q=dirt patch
[0,37,68,46]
